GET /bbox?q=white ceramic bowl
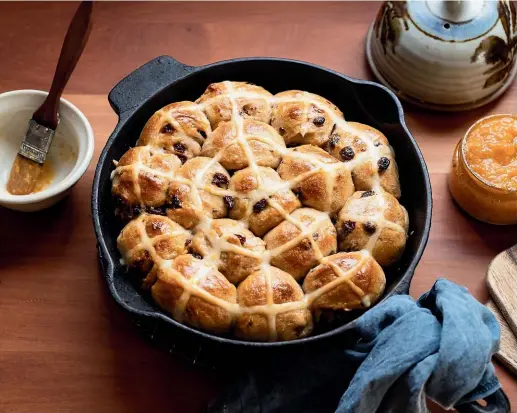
[366,0,517,111]
[0,90,94,211]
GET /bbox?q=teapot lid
[408,0,499,42]
[366,0,517,111]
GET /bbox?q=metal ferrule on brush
[18,119,57,164]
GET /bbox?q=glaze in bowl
[0,90,94,211]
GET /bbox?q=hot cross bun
[112,80,409,341]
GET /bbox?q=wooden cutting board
[486,245,517,338]
[486,300,517,375]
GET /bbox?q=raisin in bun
[117,214,191,287]
[229,166,301,237]
[165,157,230,229]
[196,81,272,128]
[264,208,337,280]
[152,255,237,334]
[191,219,265,284]
[277,145,354,217]
[201,119,286,170]
[235,267,313,341]
[111,146,183,217]
[336,190,408,267]
[325,122,401,198]
[271,90,343,147]
[303,251,385,311]
[137,101,211,164]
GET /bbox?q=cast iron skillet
[92,56,508,412]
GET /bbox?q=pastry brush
[7,1,93,195]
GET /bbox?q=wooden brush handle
[33,1,93,129]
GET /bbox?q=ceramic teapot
[366,0,517,111]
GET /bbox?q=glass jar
[449,115,517,225]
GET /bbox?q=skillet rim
[92,56,432,348]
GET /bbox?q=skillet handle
[108,55,196,118]
[391,270,414,296]
[456,389,511,413]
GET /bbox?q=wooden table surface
[0,2,516,412]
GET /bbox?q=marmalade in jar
[449,114,517,225]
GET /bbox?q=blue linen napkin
[207,279,502,413]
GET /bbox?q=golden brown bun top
[237,266,304,307]
[235,266,313,341]
[192,218,265,258]
[200,119,285,170]
[112,147,183,213]
[336,190,408,267]
[263,208,338,280]
[151,254,238,334]
[302,251,386,310]
[228,166,301,237]
[139,101,211,145]
[196,81,273,129]
[166,254,237,302]
[137,101,210,166]
[116,214,191,287]
[338,190,408,231]
[271,90,344,147]
[325,122,401,199]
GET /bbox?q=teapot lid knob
[427,0,485,23]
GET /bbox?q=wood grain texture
[487,246,517,338]
[0,2,516,413]
[487,300,517,376]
